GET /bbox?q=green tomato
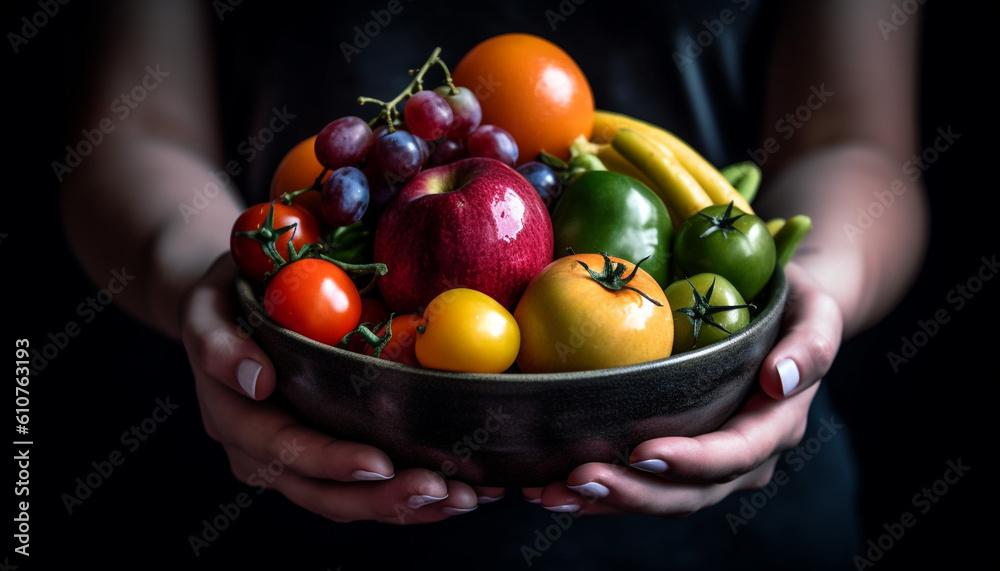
[550,170,673,287]
[673,201,776,301]
[664,273,753,354]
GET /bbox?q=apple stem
[357,47,456,131]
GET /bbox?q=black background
[5,1,993,569]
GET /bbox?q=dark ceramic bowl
[235,266,787,487]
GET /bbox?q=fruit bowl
[234,265,787,487]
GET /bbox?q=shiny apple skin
[373,157,554,314]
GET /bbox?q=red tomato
[263,258,362,346]
[365,313,424,367]
[230,201,321,282]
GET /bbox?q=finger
[534,480,628,516]
[227,448,456,524]
[198,369,395,482]
[759,263,842,399]
[180,253,277,400]
[628,384,817,483]
[552,456,780,517]
[472,486,507,504]
[521,487,543,504]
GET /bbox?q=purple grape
[433,85,482,139]
[426,138,468,166]
[314,116,374,170]
[516,161,562,208]
[320,166,370,227]
[466,124,518,166]
[404,90,454,141]
[374,129,424,179]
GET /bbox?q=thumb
[180,253,277,400]
[758,263,843,399]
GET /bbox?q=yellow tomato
[514,253,673,373]
[415,288,520,374]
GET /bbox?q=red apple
[373,157,553,314]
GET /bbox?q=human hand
[180,254,504,523]
[521,262,842,516]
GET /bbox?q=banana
[610,127,713,228]
[592,110,755,215]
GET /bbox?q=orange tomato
[513,253,673,373]
[451,33,594,165]
[269,135,330,225]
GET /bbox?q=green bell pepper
[550,170,674,288]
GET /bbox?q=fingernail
[442,506,478,515]
[631,459,668,473]
[478,494,505,504]
[237,359,262,399]
[777,358,800,396]
[352,470,394,481]
[524,496,542,504]
[567,482,610,499]
[408,494,448,508]
[543,504,581,513]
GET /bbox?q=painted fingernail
[478,494,505,504]
[567,482,610,499]
[524,496,542,504]
[237,359,262,399]
[352,470,394,481]
[777,358,800,396]
[408,494,449,508]
[631,459,668,473]
[442,506,478,515]
[543,504,581,513]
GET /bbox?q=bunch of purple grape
[313,85,519,228]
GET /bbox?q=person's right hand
[179,254,504,523]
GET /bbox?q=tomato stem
[340,314,394,358]
[672,276,756,348]
[578,251,663,306]
[232,201,298,278]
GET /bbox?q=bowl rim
[235,264,787,383]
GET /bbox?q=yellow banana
[611,127,713,228]
[592,109,754,215]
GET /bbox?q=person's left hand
[521,263,842,516]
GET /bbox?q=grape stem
[357,46,457,132]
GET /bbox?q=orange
[269,135,330,226]
[451,33,594,165]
